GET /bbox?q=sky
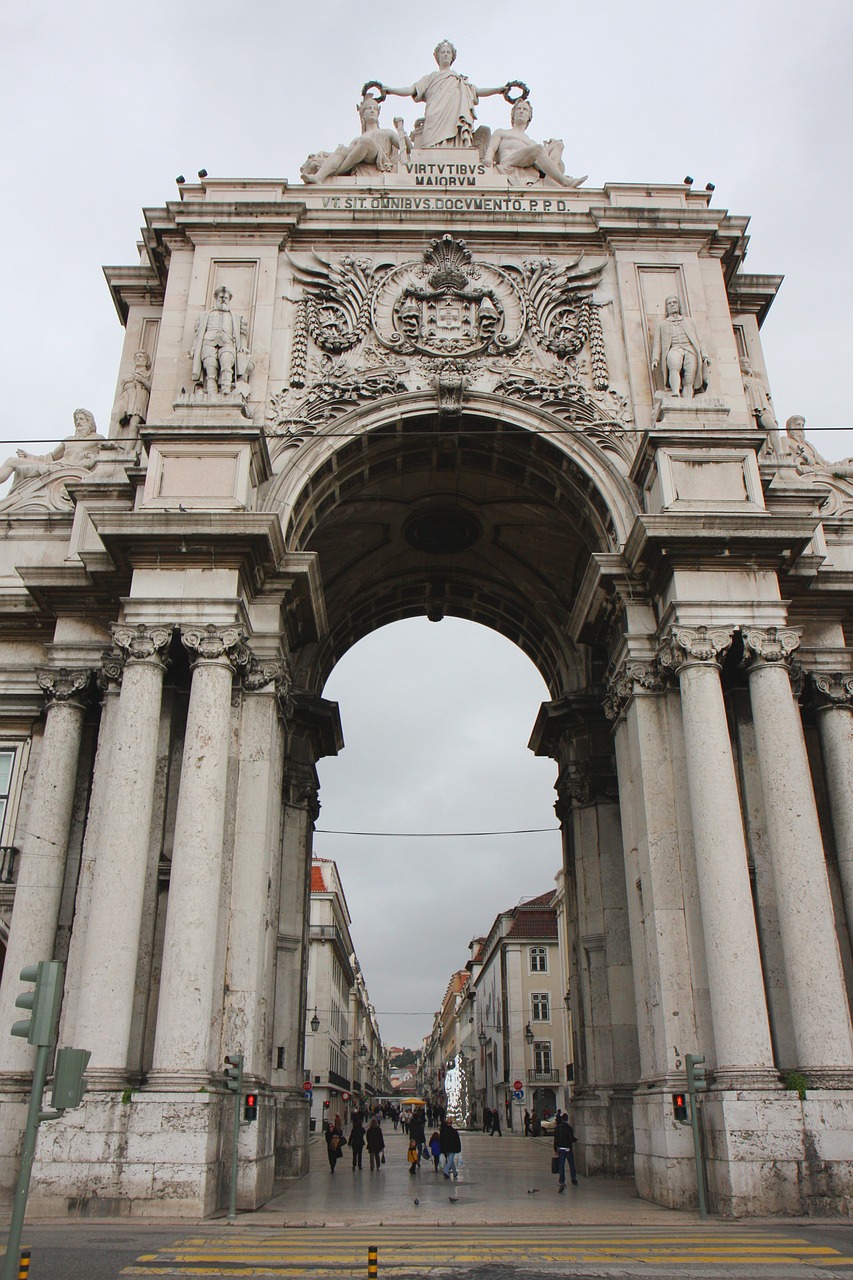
[2,1,852,1049]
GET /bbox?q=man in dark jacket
[440,1116,463,1179]
[554,1113,578,1190]
[409,1107,427,1160]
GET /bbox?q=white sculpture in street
[302,95,401,184]
[190,285,252,397]
[485,99,586,188]
[651,295,710,397]
[375,40,511,149]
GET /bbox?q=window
[529,946,547,973]
[531,993,550,1021]
[0,749,14,840]
[533,1042,552,1074]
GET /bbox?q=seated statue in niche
[301,95,400,184]
[651,296,710,398]
[116,349,152,438]
[484,99,586,188]
[376,40,511,149]
[0,408,110,492]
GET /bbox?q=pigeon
[413,1199,419,1205]
[527,1188,540,1194]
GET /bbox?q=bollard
[368,1244,378,1277]
[17,1251,30,1280]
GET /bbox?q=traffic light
[323,1099,330,1110]
[224,1053,244,1094]
[11,961,63,1047]
[51,1048,91,1110]
[244,1092,258,1122]
[673,1092,688,1122]
[686,1054,707,1094]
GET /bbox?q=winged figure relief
[285,250,393,384]
[509,253,610,390]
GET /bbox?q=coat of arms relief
[268,235,631,459]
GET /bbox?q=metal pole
[227,1088,241,1224]
[367,1245,378,1277]
[689,1099,708,1218]
[2,1044,51,1280]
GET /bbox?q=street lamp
[564,990,571,1010]
[310,1008,320,1033]
[524,1022,535,1045]
[478,1029,487,1047]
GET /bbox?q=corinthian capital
[112,623,173,663]
[603,658,664,721]
[658,626,733,673]
[741,626,801,668]
[36,667,91,706]
[811,671,853,709]
[181,624,250,666]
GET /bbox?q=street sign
[513,1080,523,1091]
[513,1090,524,1100]
[342,1092,350,1101]
[302,1081,312,1092]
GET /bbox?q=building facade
[0,56,852,1217]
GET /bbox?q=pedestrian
[349,1115,365,1170]
[409,1106,427,1159]
[392,1105,400,1130]
[407,1138,420,1175]
[440,1115,462,1179]
[524,1108,532,1137]
[483,1105,492,1133]
[365,1117,385,1171]
[401,1107,410,1135]
[491,1104,502,1137]
[428,1130,441,1170]
[554,1112,578,1191]
[325,1114,345,1174]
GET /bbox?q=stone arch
[263,393,639,695]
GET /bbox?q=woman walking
[349,1115,365,1170]
[365,1117,385,1171]
[439,1115,462,1179]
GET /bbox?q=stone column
[74,625,172,1079]
[224,658,289,1078]
[658,627,777,1086]
[811,672,853,950]
[743,630,853,1081]
[0,668,91,1074]
[151,625,247,1081]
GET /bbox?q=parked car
[538,1113,558,1134]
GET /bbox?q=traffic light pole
[685,1054,708,1219]
[2,1043,51,1280]
[228,1085,240,1224]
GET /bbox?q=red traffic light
[244,1093,258,1122]
[672,1092,688,1122]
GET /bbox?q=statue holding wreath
[370,40,524,149]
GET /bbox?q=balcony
[527,1069,561,1084]
[0,847,18,884]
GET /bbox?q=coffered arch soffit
[263,394,639,695]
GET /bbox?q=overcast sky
[2,2,851,1049]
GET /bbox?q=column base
[0,1084,306,1220]
[633,1085,853,1216]
[571,1087,635,1177]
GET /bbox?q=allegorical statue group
[301,41,587,189]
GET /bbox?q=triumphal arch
[1,45,852,1218]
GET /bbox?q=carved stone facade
[0,51,852,1223]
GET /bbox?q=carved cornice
[180,624,250,667]
[657,626,733,675]
[811,671,853,711]
[740,626,801,669]
[36,667,91,707]
[603,659,664,722]
[243,653,296,721]
[112,623,173,663]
